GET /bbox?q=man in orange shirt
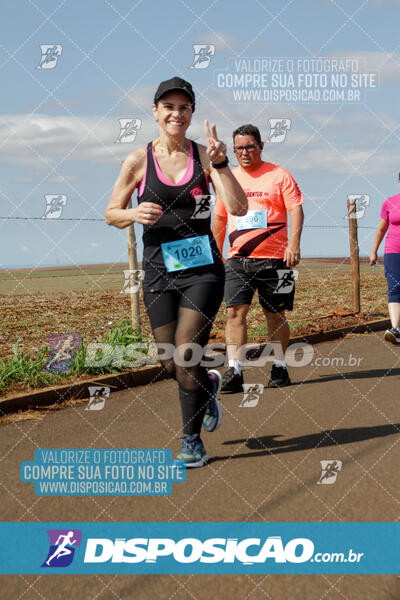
[212,124,304,391]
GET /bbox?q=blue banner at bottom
[0,522,398,574]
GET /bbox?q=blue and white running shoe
[384,328,400,345]
[174,434,208,468]
[202,369,223,432]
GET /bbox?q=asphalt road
[1,331,400,599]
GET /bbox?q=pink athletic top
[380,193,400,254]
[137,142,194,197]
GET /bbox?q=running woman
[105,77,247,466]
[370,174,400,344]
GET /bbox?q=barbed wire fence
[0,216,377,228]
[0,205,379,328]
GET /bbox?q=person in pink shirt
[369,175,400,344]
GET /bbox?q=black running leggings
[143,281,224,435]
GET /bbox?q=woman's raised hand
[204,120,227,165]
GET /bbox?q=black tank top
[138,141,224,291]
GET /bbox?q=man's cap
[154,77,195,111]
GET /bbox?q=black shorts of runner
[143,280,225,330]
[224,257,295,313]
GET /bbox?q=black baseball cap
[154,77,195,112]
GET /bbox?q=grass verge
[0,320,150,396]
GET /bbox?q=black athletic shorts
[224,257,295,313]
[143,279,224,330]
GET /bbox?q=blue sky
[1,0,399,267]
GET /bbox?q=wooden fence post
[126,199,141,331]
[120,159,141,332]
[347,197,361,314]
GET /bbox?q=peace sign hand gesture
[204,120,227,165]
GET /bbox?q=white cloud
[0,85,398,178]
[0,113,155,167]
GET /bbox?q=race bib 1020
[161,235,214,273]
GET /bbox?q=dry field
[0,259,388,366]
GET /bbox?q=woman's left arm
[201,121,247,217]
[370,218,389,265]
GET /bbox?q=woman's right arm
[105,149,162,229]
[369,218,389,265]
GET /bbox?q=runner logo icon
[190,189,211,219]
[345,194,370,219]
[239,383,264,408]
[42,194,67,219]
[274,270,299,294]
[189,45,215,69]
[317,460,342,485]
[42,333,82,373]
[267,119,291,143]
[41,529,82,568]
[121,269,144,294]
[85,386,110,411]
[115,119,142,143]
[36,45,62,69]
